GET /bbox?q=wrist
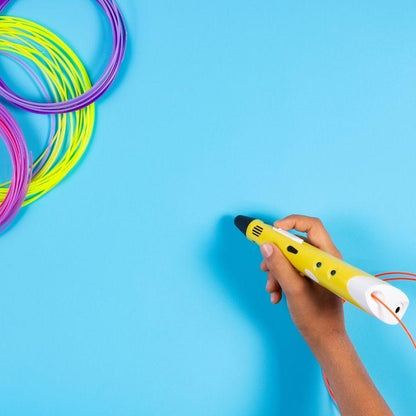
[304,327,349,357]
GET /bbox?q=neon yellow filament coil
[0,17,95,205]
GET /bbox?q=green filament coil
[0,17,95,205]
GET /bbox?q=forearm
[259,216,393,414]
[308,331,393,416]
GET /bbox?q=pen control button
[286,245,298,254]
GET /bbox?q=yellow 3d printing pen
[234,215,409,325]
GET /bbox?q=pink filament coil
[0,104,30,230]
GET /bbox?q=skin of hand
[259,215,345,345]
[260,215,393,416]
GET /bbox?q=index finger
[273,215,341,258]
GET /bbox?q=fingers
[261,260,282,304]
[270,290,282,304]
[260,260,269,272]
[266,272,280,292]
[261,262,282,304]
[266,272,282,304]
[260,242,307,296]
[274,215,342,259]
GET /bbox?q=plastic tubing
[0,0,127,114]
[0,17,95,205]
[0,104,30,230]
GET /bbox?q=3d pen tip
[234,215,255,235]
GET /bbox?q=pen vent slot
[252,225,263,237]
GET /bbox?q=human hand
[260,215,346,347]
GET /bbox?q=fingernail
[261,243,273,258]
[271,292,278,303]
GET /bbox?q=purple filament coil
[0,105,30,230]
[0,0,127,114]
[0,52,57,176]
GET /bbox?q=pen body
[245,219,409,325]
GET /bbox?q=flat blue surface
[0,1,415,415]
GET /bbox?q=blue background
[0,0,415,415]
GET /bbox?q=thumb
[260,242,307,296]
